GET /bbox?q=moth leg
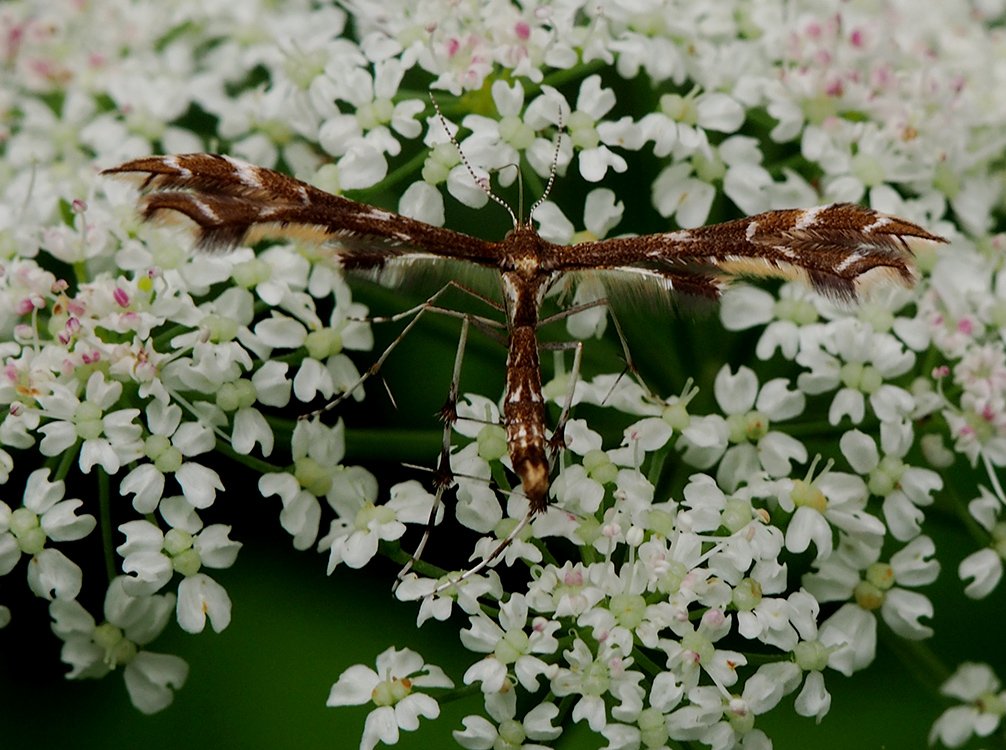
[305,281,503,419]
[600,307,656,403]
[538,300,654,402]
[426,339,578,596]
[540,339,583,459]
[395,316,471,586]
[430,509,533,596]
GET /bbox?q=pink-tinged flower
[460,593,559,693]
[37,370,143,474]
[327,647,454,750]
[551,634,645,732]
[661,608,746,694]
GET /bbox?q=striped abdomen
[504,325,549,513]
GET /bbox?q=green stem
[214,437,289,475]
[349,147,431,199]
[52,439,79,482]
[539,59,608,93]
[378,539,446,580]
[430,682,482,706]
[98,467,116,582]
[878,624,951,695]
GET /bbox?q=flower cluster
[1,0,1005,748]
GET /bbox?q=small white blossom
[49,577,187,713]
[319,479,436,572]
[327,647,454,750]
[116,519,241,633]
[461,593,559,693]
[454,684,561,750]
[809,536,939,675]
[119,399,221,513]
[929,662,1006,748]
[37,371,143,474]
[839,423,942,541]
[0,469,94,600]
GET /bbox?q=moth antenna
[516,164,525,225]
[527,109,565,221]
[429,92,518,228]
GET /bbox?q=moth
[103,152,945,516]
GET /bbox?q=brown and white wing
[544,203,946,302]
[102,153,501,273]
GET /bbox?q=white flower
[958,486,1006,598]
[0,468,94,600]
[460,79,540,184]
[796,319,917,425]
[454,685,560,750]
[667,659,792,747]
[651,161,717,228]
[929,662,1006,748]
[258,419,376,550]
[176,572,233,634]
[778,460,882,561]
[787,590,834,722]
[460,594,559,693]
[119,399,222,513]
[116,519,241,633]
[37,371,143,474]
[599,672,684,750]
[395,568,502,627]
[327,647,454,750]
[809,536,939,675]
[530,76,641,183]
[703,365,808,492]
[325,59,423,149]
[319,480,435,572]
[720,283,823,361]
[49,577,187,713]
[551,635,645,732]
[839,423,942,541]
[639,89,745,161]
